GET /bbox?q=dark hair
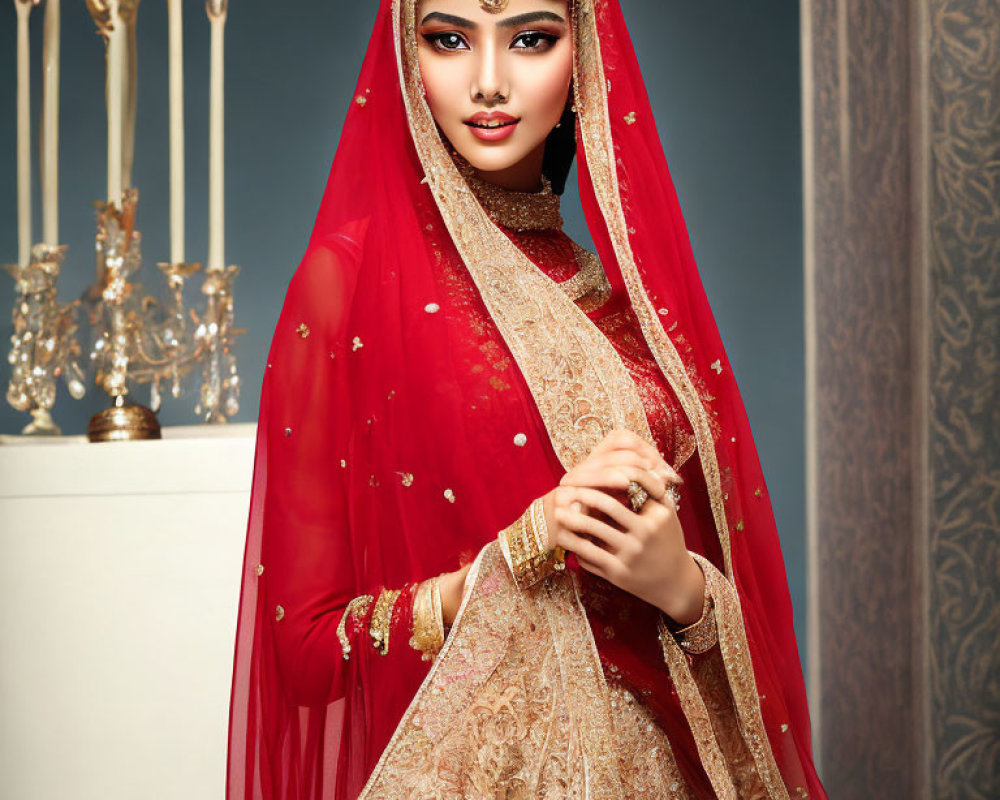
[542,102,577,195]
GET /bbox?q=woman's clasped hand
[544,429,707,626]
[437,429,706,628]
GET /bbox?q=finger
[621,436,684,486]
[574,553,612,581]
[556,504,630,552]
[552,485,588,517]
[638,496,676,531]
[597,428,657,461]
[592,449,653,470]
[555,526,620,574]
[592,430,684,486]
[638,454,682,488]
[564,464,666,503]
[659,460,684,486]
[572,486,639,531]
[560,449,651,486]
[591,428,648,458]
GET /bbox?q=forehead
[416,0,569,19]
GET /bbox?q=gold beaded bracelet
[369,588,402,656]
[336,594,375,661]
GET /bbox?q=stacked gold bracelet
[409,576,447,661]
[530,497,566,572]
[498,497,566,590]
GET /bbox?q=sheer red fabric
[226,1,826,798]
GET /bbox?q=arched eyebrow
[420,11,477,28]
[498,11,565,29]
[419,11,566,30]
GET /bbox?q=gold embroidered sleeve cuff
[660,558,717,655]
[498,497,566,590]
[409,576,446,661]
[673,599,717,655]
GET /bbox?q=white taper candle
[168,0,186,264]
[106,0,124,208]
[207,7,226,272]
[15,0,34,267]
[41,0,60,246]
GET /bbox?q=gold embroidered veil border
[394,2,652,471]
[356,1,792,797]
[572,2,790,798]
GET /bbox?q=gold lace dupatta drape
[355,1,796,797]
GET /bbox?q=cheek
[419,57,469,124]
[514,53,573,123]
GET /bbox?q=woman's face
[416,0,573,189]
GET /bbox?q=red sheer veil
[226,1,825,798]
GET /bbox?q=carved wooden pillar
[803,1,999,798]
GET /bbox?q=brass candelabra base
[87,398,162,442]
[21,407,62,437]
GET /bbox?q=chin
[460,149,524,173]
[450,130,540,174]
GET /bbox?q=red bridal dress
[226,2,828,799]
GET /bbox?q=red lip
[465,111,519,126]
[464,111,520,142]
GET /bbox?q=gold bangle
[528,497,546,553]
[409,577,446,660]
[336,594,374,661]
[503,512,533,576]
[369,588,402,656]
[500,501,565,590]
[530,497,565,571]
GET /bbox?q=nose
[470,39,509,104]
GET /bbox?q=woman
[227,0,827,798]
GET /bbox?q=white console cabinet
[0,424,256,800]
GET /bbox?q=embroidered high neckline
[455,158,564,232]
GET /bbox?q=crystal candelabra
[4,243,87,436]
[83,189,244,442]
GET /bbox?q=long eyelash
[422,30,558,52]
[513,31,559,49]
[423,32,467,52]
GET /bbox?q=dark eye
[425,32,469,52]
[511,31,558,51]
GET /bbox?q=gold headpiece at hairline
[479,0,578,15]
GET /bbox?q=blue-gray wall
[626,1,805,665]
[1,1,805,665]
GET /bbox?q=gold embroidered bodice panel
[463,170,698,474]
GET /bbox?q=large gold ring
[627,480,649,512]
